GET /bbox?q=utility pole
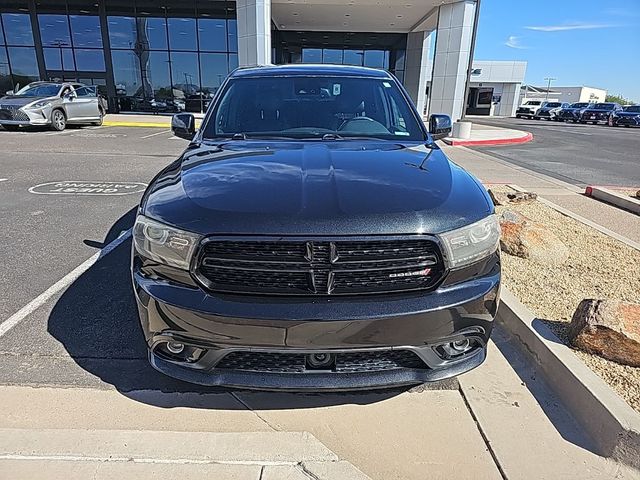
[544,77,556,102]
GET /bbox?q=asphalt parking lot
[470,117,640,188]
[0,125,189,391]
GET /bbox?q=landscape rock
[635,190,640,199]
[568,299,640,367]
[488,189,538,206]
[499,210,569,264]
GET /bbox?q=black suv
[132,65,501,390]
[580,102,622,125]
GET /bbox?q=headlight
[27,100,51,109]
[133,215,202,270]
[438,215,500,269]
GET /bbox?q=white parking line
[140,129,171,139]
[0,229,132,338]
[0,178,7,182]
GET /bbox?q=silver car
[0,81,105,132]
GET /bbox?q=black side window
[74,86,95,97]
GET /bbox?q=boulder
[488,189,537,206]
[568,299,640,367]
[635,190,640,199]
[499,210,569,264]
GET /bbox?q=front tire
[50,109,66,131]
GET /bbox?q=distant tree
[605,94,635,105]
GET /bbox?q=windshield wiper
[321,133,344,140]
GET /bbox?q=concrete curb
[103,121,203,129]
[585,186,640,215]
[497,289,640,468]
[443,131,533,147]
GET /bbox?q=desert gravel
[490,186,640,412]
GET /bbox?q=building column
[236,0,272,67]
[429,0,476,121]
[403,30,433,117]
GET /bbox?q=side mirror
[172,113,196,140]
[5,90,13,96]
[64,92,77,101]
[428,114,452,140]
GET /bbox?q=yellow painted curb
[102,121,203,128]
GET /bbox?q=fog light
[166,341,185,354]
[306,352,335,369]
[436,338,477,360]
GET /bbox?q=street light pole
[544,77,556,102]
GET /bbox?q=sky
[473,0,640,102]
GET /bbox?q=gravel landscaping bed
[489,185,640,412]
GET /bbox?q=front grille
[215,350,426,374]
[196,237,444,296]
[0,105,29,122]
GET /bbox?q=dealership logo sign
[29,181,147,196]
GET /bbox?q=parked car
[555,102,591,122]
[0,81,104,131]
[579,102,623,125]
[131,64,501,390]
[533,102,569,120]
[610,105,640,127]
[516,100,543,119]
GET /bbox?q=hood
[0,95,57,107]
[142,140,493,236]
[583,107,613,113]
[617,110,640,117]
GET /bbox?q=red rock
[568,299,640,367]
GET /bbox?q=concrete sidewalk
[443,144,640,243]
[442,122,532,147]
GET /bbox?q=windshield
[524,101,541,106]
[623,105,640,113]
[14,84,62,97]
[570,103,590,108]
[203,76,425,141]
[545,102,562,108]
[592,103,615,110]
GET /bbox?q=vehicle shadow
[47,208,412,409]
[492,324,599,454]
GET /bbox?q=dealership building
[0,0,523,119]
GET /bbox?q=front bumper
[614,116,640,126]
[132,254,500,390]
[0,106,52,126]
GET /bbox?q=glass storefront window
[199,52,227,95]
[2,13,34,46]
[38,14,71,47]
[363,50,386,68]
[168,17,196,51]
[302,48,321,63]
[7,46,39,85]
[74,49,105,71]
[0,47,12,92]
[43,47,75,71]
[111,49,141,96]
[197,18,226,52]
[107,16,137,49]
[138,17,168,50]
[227,19,237,52]
[343,50,364,66]
[322,49,342,64]
[229,53,238,71]
[170,50,199,97]
[142,50,171,100]
[69,15,103,48]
